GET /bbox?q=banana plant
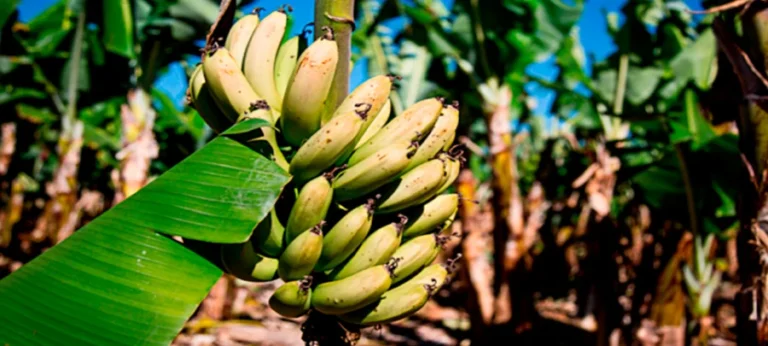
[0,0,371,344]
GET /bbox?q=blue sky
[17,0,705,118]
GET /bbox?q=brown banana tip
[311,221,326,234]
[446,253,463,274]
[301,22,314,35]
[251,7,264,14]
[364,198,376,214]
[435,96,446,104]
[281,4,293,13]
[451,100,460,109]
[425,278,439,293]
[385,257,402,275]
[183,94,192,106]
[395,214,409,231]
[436,234,449,247]
[386,74,402,82]
[300,275,314,291]
[249,99,270,111]
[321,26,335,40]
[324,164,347,180]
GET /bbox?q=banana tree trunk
[713,3,768,344]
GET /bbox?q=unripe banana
[225,12,260,69]
[331,140,417,201]
[251,209,285,257]
[284,175,333,244]
[355,99,391,149]
[374,158,448,214]
[401,194,459,239]
[436,155,461,194]
[274,36,300,100]
[323,74,392,134]
[220,241,278,282]
[327,216,407,281]
[280,30,339,146]
[188,64,234,133]
[269,276,313,318]
[311,261,397,315]
[315,201,374,272]
[397,263,449,290]
[403,103,459,172]
[278,223,324,281]
[348,97,443,166]
[243,8,287,112]
[202,47,271,122]
[289,105,372,183]
[390,233,445,285]
[338,281,435,326]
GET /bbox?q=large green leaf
[0,124,290,345]
[0,0,18,29]
[103,0,135,59]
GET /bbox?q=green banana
[274,36,300,101]
[284,175,333,243]
[331,140,417,201]
[401,194,459,239]
[225,12,260,69]
[374,158,448,214]
[243,8,287,112]
[202,46,270,123]
[322,74,392,129]
[315,201,374,271]
[188,64,234,133]
[220,241,278,282]
[288,104,373,183]
[327,215,408,281]
[436,154,461,194]
[338,280,436,326]
[348,97,443,166]
[278,223,325,281]
[403,103,459,172]
[311,261,397,315]
[390,233,445,285]
[280,29,339,146]
[355,99,391,149]
[269,276,313,318]
[251,208,285,257]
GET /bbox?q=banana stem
[314,0,355,115]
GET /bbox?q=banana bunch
[186,7,465,328]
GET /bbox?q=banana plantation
[3,0,768,345]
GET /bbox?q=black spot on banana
[401,193,459,239]
[310,259,398,315]
[284,175,333,244]
[331,140,417,202]
[348,97,444,166]
[251,208,285,258]
[288,104,373,183]
[220,241,278,282]
[327,215,408,281]
[279,31,339,146]
[269,276,313,318]
[188,64,235,133]
[278,222,325,281]
[315,200,374,272]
